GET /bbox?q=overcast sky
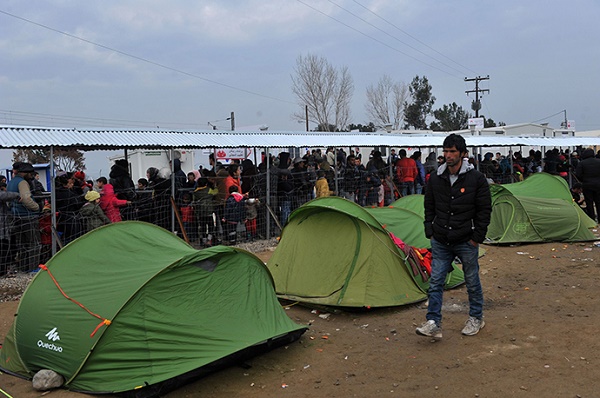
[1,1,599,174]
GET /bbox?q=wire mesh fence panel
[0,164,578,276]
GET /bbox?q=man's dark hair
[399,149,407,157]
[443,133,467,154]
[96,177,108,184]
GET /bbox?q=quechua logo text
[37,327,64,353]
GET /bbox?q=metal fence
[0,165,577,276]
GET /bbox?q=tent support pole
[334,147,339,195]
[50,146,58,256]
[265,147,271,239]
[509,146,514,182]
[170,149,176,233]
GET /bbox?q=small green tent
[266,197,463,308]
[486,173,597,244]
[0,222,306,396]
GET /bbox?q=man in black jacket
[416,134,491,339]
[575,148,600,222]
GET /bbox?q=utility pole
[305,105,309,132]
[560,109,568,129]
[464,75,490,118]
[230,111,235,131]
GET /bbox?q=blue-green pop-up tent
[0,221,306,397]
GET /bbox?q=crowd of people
[1,144,599,277]
[478,148,579,184]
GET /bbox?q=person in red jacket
[223,164,243,200]
[96,177,131,223]
[395,149,418,196]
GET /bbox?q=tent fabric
[486,173,597,244]
[0,221,306,395]
[266,197,464,308]
[389,174,597,245]
[384,195,428,248]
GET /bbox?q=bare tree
[365,75,408,130]
[13,148,86,172]
[291,54,353,132]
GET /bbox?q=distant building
[108,149,194,183]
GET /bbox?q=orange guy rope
[39,265,111,337]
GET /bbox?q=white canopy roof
[0,125,598,150]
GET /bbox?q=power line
[326,0,471,77]
[531,110,567,124]
[351,0,479,76]
[0,109,208,129]
[296,0,461,77]
[0,9,296,105]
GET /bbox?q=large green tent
[266,197,463,308]
[0,222,306,396]
[486,173,597,244]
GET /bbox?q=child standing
[179,192,196,241]
[39,201,53,264]
[97,177,131,223]
[245,198,260,241]
[80,190,111,233]
[315,169,332,198]
[192,177,217,246]
[222,185,246,245]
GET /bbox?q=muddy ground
[1,241,599,398]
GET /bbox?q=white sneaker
[462,316,485,336]
[416,320,442,339]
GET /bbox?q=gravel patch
[232,237,279,254]
[0,272,35,303]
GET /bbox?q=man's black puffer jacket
[575,148,600,190]
[424,163,491,245]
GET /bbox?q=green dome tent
[390,194,426,218]
[389,174,597,245]
[369,195,429,248]
[486,173,597,244]
[266,197,464,308]
[0,222,306,396]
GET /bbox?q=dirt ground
[1,241,600,398]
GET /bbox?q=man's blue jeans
[427,237,483,325]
